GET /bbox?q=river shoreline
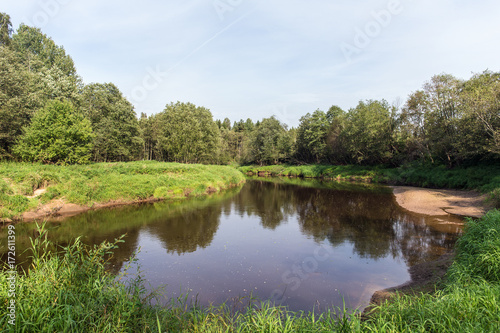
[4,182,245,223]
[391,185,492,218]
[365,185,492,314]
[3,176,492,318]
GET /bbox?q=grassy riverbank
[1,210,499,332]
[0,161,245,220]
[239,163,500,207]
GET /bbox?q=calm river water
[2,178,463,312]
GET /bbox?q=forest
[1,12,499,168]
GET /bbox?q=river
[1,178,463,312]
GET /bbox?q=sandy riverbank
[365,186,493,314]
[17,197,163,222]
[391,186,492,218]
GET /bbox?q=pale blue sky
[3,0,500,126]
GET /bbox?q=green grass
[2,211,500,332]
[239,162,500,207]
[0,223,355,332]
[361,210,500,332]
[0,161,246,219]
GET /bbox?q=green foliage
[81,83,143,162]
[13,100,93,165]
[2,10,500,170]
[245,116,293,165]
[342,99,394,165]
[12,24,78,79]
[296,110,329,163]
[0,12,12,46]
[0,45,43,157]
[1,21,82,159]
[155,102,221,164]
[448,210,500,283]
[460,71,500,156]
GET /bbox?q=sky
[3,0,500,127]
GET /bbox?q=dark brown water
[1,178,463,312]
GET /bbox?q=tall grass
[2,211,499,331]
[0,224,358,332]
[362,210,500,332]
[0,161,245,219]
[0,224,158,332]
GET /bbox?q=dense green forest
[1,12,499,167]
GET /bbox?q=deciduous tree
[13,100,93,164]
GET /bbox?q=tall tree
[399,90,432,162]
[139,112,156,161]
[296,110,329,163]
[0,45,44,157]
[422,74,462,165]
[342,100,394,165]
[459,71,500,157]
[155,102,221,164]
[0,12,13,46]
[245,116,292,165]
[325,105,347,163]
[81,83,142,162]
[11,24,81,105]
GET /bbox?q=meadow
[0,161,246,220]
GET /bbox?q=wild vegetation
[1,10,500,332]
[0,161,245,219]
[1,12,499,169]
[1,211,499,332]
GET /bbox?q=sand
[391,186,492,218]
[364,186,493,315]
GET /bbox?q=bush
[13,100,93,165]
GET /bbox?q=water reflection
[1,179,462,312]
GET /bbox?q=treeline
[1,12,499,166]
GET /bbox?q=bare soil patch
[19,198,162,222]
[364,186,491,316]
[391,186,492,218]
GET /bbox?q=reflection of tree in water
[44,209,144,275]
[233,180,461,266]
[389,212,460,266]
[293,185,461,265]
[294,188,398,259]
[2,180,462,275]
[232,181,296,229]
[145,205,221,255]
